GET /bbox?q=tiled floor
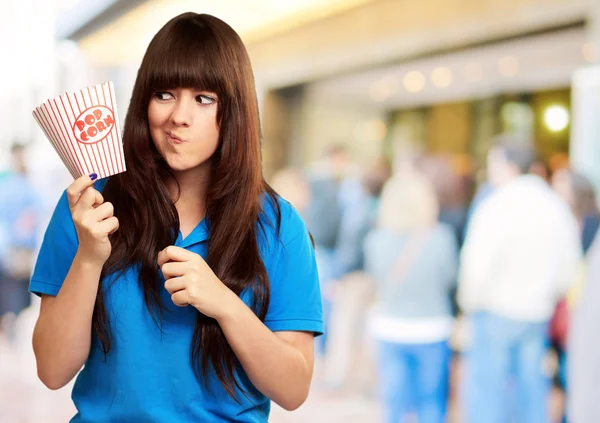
[0,306,564,423]
[0,306,381,423]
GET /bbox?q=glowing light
[543,105,570,133]
[403,71,426,93]
[431,66,453,88]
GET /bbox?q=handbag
[549,298,569,349]
[386,229,432,287]
[549,259,588,349]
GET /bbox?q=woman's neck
[167,164,211,217]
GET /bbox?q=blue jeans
[558,350,567,423]
[463,312,550,423]
[377,340,451,423]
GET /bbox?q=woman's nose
[170,99,192,127]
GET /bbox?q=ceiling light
[498,56,519,77]
[403,71,426,93]
[431,66,453,88]
[543,105,570,133]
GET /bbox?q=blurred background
[2,0,600,422]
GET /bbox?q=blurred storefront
[249,0,600,176]
[6,0,600,181]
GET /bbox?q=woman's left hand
[158,246,237,320]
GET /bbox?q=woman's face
[148,88,220,174]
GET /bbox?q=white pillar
[570,1,600,190]
[570,66,600,190]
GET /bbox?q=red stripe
[48,98,81,177]
[64,93,90,175]
[65,93,97,175]
[33,108,67,175]
[37,108,78,178]
[102,82,120,174]
[104,84,119,174]
[47,100,88,177]
[34,108,77,178]
[97,86,115,176]
[62,94,93,175]
[64,93,92,175]
[73,91,83,114]
[83,88,106,177]
[107,82,124,173]
[94,85,116,175]
[85,87,109,177]
[55,96,91,175]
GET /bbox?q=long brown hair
[96,13,280,400]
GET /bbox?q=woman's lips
[166,132,185,145]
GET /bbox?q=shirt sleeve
[457,199,501,313]
[29,189,78,297]
[438,225,459,290]
[263,201,324,336]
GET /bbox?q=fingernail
[89,173,98,181]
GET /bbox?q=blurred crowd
[1,135,599,423]
[0,144,41,341]
[272,136,599,423]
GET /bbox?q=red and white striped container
[32,81,126,179]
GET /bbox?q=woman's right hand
[67,174,119,266]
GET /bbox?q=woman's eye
[197,95,216,105]
[154,91,174,101]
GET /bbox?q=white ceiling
[76,0,375,66]
[306,27,592,110]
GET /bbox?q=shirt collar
[175,218,210,249]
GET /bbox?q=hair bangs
[146,19,226,97]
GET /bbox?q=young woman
[30,13,322,422]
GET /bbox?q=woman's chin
[161,151,213,174]
[167,162,193,173]
[165,159,207,174]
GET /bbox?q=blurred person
[268,167,311,214]
[529,158,550,182]
[322,157,391,391]
[549,153,570,175]
[552,169,600,253]
[303,144,350,355]
[334,157,392,278]
[419,155,470,319]
[364,171,458,423]
[550,169,600,422]
[29,13,323,422]
[0,142,41,338]
[419,155,468,248]
[463,135,547,238]
[391,143,425,176]
[458,142,581,423]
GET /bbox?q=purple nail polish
[90,173,98,181]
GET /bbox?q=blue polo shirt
[30,178,323,422]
